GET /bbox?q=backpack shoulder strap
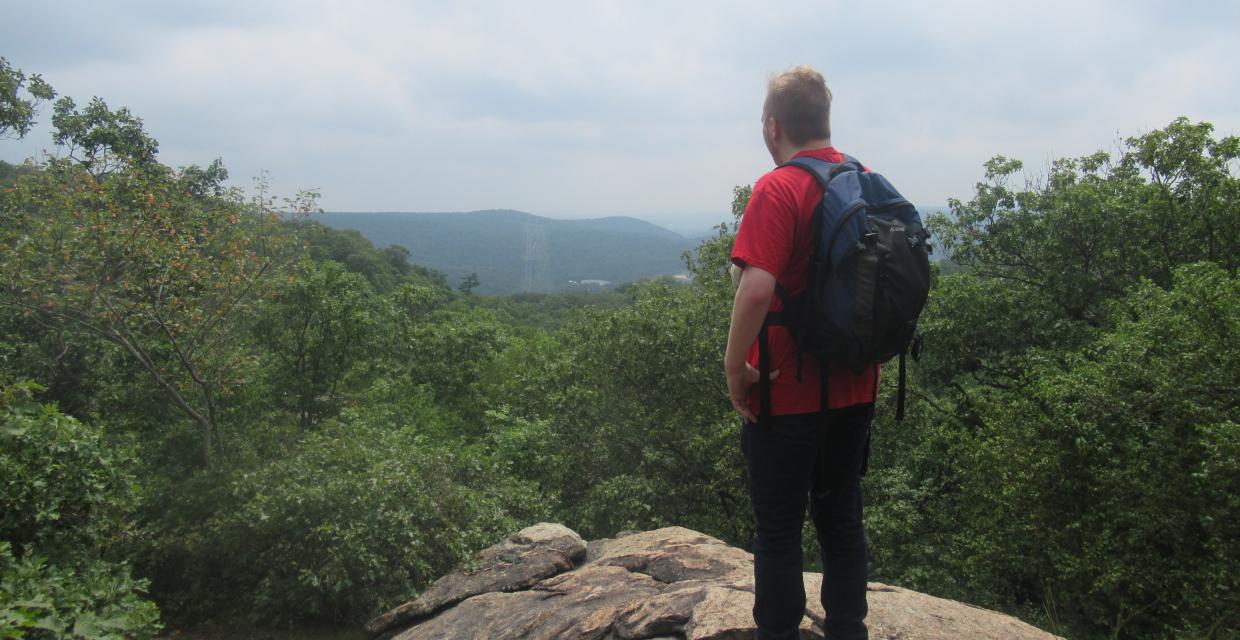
[780,156,833,186]
[780,155,864,188]
[757,282,795,421]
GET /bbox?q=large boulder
[367,523,1061,640]
[364,523,587,636]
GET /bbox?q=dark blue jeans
[741,403,873,640]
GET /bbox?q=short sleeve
[731,174,796,278]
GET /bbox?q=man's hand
[724,264,778,424]
[727,363,779,423]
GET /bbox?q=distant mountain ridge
[315,210,696,294]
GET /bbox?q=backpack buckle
[857,232,878,252]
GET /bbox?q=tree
[0,57,55,139]
[867,119,1240,638]
[394,305,510,418]
[0,382,162,639]
[458,271,480,295]
[143,409,545,624]
[0,61,317,469]
[897,265,1239,638]
[293,220,449,294]
[50,96,159,179]
[932,119,1239,329]
[479,188,747,542]
[253,260,385,429]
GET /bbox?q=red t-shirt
[731,147,879,416]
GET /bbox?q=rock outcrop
[367,523,1061,640]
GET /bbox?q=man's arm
[725,265,779,423]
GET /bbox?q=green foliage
[915,273,1094,391]
[994,264,1238,638]
[476,333,564,416]
[0,124,314,469]
[50,97,158,179]
[479,192,747,543]
[547,280,744,540]
[0,161,36,188]
[146,407,544,625]
[6,57,1237,640]
[292,220,448,294]
[0,542,161,640]
[0,302,114,424]
[933,118,1240,326]
[253,260,385,428]
[881,264,1240,638]
[463,290,632,334]
[0,386,160,639]
[458,272,480,295]
[392,305,512,417]
[876,119,1240,638]
[0,383,136,562]
[0,57,55,140]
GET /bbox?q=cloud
[2,0,1238,223]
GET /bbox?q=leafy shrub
[483,278,748,543]
[870,264,1240,639]
[253,259,386,428]
[0,542,160,640]
[0,384,160,639]
[0,383,138,561]
[147,396,546,624]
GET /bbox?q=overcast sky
[3,0,1238,232]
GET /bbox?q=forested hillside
[315,210,695,294]
[2,58,1237,640]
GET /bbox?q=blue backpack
[757,154,931,421]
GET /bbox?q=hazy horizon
[313,204,952,239]
[3,1,1236,227]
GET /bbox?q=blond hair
[764,66,832,144]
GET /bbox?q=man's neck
[776,138,832,165]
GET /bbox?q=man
[725,66,877,640]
